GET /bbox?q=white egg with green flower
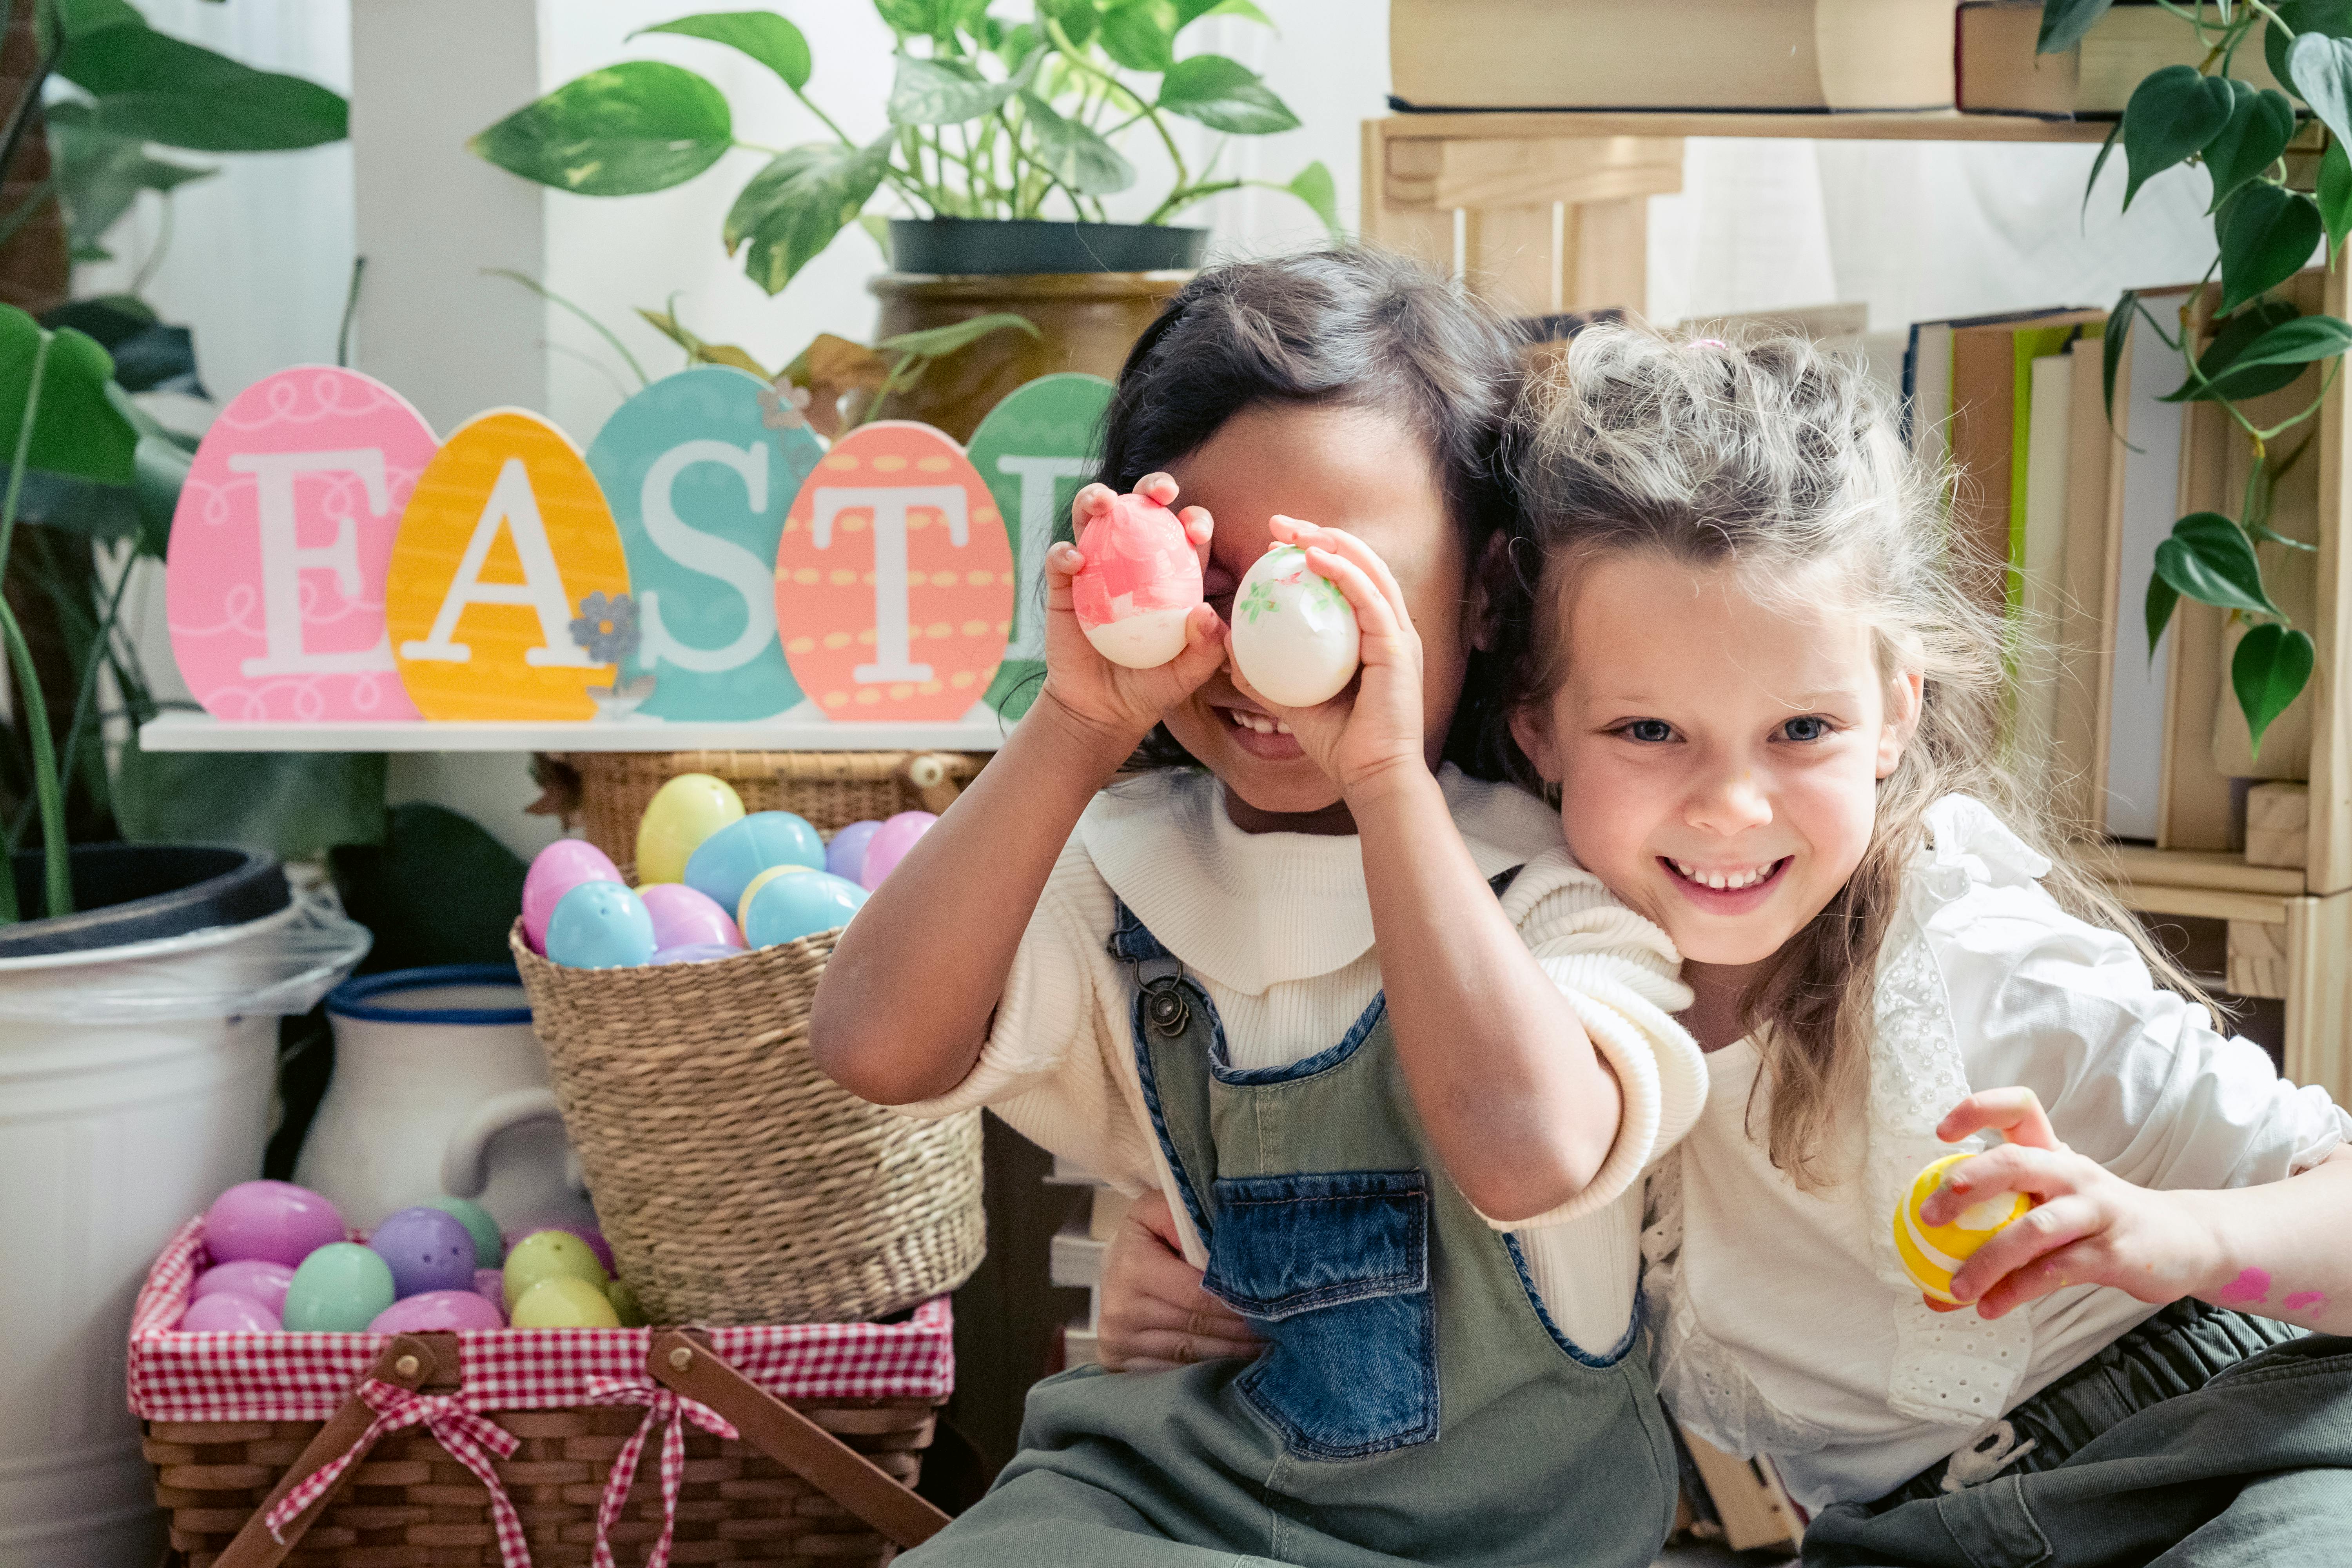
[1229,544,1361,709]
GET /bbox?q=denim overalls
[905,885,1680,1568]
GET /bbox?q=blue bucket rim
[327,963,530,1025]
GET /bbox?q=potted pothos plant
[471,0,1339,437]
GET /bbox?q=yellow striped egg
[1893,1152,2032,1305]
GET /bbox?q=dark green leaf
[1018,90,1136,194]
[2122,65,2234,209]
[1039,0,1099,47]
[1156,53,1299,134]
[57,26,347,151]
[2203,84,2296,212]
[2217,181,2324,313]
[2290,33,2352,148]
[2233,622,2317,757]
[889,54,1013,124]
[2162,298,2299,402]
[2154,511,2279,614]
[56,0,147,40]
[2269,0,2352,99]
[874,0,942,33]
[876,311,1039,359]
[2171,308,2352,403]
[723,135,893,294]
[634,12,811,91]
[131,430,189,559]
[470,63,731,195]
[331,804,528,972]
[2145,572,2180,661]
[1286,159,1341,240]
[0,470,136,535]
[2038,0,2114,53]
[45,101,215,255]
[2323,138,2352,258]
[116,748,388,859]
[0,308,137,486]
[2102,288,2138,423]
[1100,0,1179,72]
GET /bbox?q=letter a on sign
[385,409,630,720]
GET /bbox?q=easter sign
[166,367,1108,727]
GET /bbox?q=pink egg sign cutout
[1073,494,1202,669]
[165,367,435,721]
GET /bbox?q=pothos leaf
[2233,622,2316,758]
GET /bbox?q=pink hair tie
[1692,338,1727,348]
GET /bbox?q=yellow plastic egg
[737,863,817,929]
[1894,1151,2033,1305]
[636,774,745,886]
[510,1274,622,1328]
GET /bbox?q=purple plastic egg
[368,1290,506,1333]
[474,1268,506,1309]
[651,942,743,965]
[205,1180,346,1269]
[826,820,882,884]
[178,1292,282,1334]
[368,1207,480,1298]
[638,883,744,951]
[193,1259,295,1316]
[858,812,938,892]
[522,839,624,955]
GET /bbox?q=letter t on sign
[812,485,969,684]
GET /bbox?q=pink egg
[205,1180,346,1269]
[178,1292,282,1334]
[522,839,624,954]
[637,882,744,951]
[369,1289,506,1333]
[193,1259,295,1316]
[858,811,938,892]
[1073,494,1203,669]
[474,1268,506,1309]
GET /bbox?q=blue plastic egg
[544,881,657,969]
[282,1241,397,1332]
[683,811,826,914]
[742,870,869,948]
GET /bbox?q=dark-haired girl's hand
[1230,514,1428,801]
[1034,475,1225,760]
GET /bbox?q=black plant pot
[0,842,287,959]
[888,217,1208,275]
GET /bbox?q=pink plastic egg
[638,882,744,951]
[205,1180,346,1269]
[1073,493,1203,668]
[522,839,624,954]
[858,811,938,892]
[193,1259,295,1316]
[178,1292,282,1334]
[368,1289,506,1333]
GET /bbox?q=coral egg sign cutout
[384,409,631,721]
[165,366,435,722]
[773,421,1014,722]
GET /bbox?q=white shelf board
[138,708,1014,754]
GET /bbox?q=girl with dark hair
[810,250,1704,1567]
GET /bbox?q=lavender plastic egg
[651,942,742,965]
[178,1292,282,1333]
[193,1259,295,1316]
[205,1180,346,1269]
[857,812,938,891]
[368,1207,479,1298]
[637,882,744,951]
[544,881,657,969]
[826,820,882,883]
[368,1290,506,1333]
[522,839,623,955]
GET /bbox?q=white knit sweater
[896,765,1706,1354]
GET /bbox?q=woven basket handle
[903,752,966,814]
[214,1332,453,1568]
[649,1328,953,1550]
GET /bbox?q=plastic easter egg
[652,942,743,965]
[368,1206,480,1298]
[548,1223,615,1275]
[545,880,657,969]
[1229,543,1361,709]
[502,1228,609,1308]
[743,870,869,948]
[192,1259,295,1317]
[1893,1151,2035,1305]
[607,1278,648,1327]
[1073,493,1203,668]
[178,1292,282,1334]
[826,820,882,883]
[205,1180,346,1269]
[639,881,745,951]
[283,1242,398,1332]
[427,1196,505,1268]
[368,1289,506,1334]
[683,811,826,913]
[474,1268,506,1309]
[511,1275,623,1328]
[637,773,746,886]
[522,839,623,954]
[858,811,937,892]
[736,864,818,929]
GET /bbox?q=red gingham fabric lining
[129,1216,955,1423]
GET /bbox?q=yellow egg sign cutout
[386,409,631,720]
[774,421,1014,722]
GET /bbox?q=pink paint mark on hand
[2283,1290,2329,1314]
[2215,1267,2272,1306]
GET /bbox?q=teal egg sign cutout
[585,366,822,721]
[964,373,1114,719]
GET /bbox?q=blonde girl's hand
[1922,1088,2225,1320]
[1229,515,1427,800]
[1036,475,1225,755]
[1096,1188,1263,1372]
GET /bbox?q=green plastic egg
[606,1279,648,1328]
[283,1242,397,1332]
[427,1196,505,1268]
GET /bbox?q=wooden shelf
[137,709,1013,755]
[1378,109,2116,143]
[2100,845,2307,900]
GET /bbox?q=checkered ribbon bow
[265,1377,526,1566]
[581,1375,740,1568]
